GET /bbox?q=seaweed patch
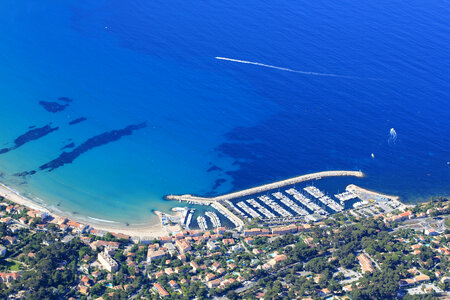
[39,101,69,113]
[57,97,73,103]
[61,142,75,150]
[207,165,222,172]
[38,122,147,172]
[0,124,59,154]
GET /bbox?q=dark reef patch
[61,142,75,150]
[38,122,147,172]
[212,178,226,190]
[207,165,222,172]
[28,125,36,129]
[0,124,59,154]
[69,117,87,125]
[39,101,69,113]
[13,171,36,177]
[57,97,73,103]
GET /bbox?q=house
[231,244,243,252]
[3,236,17,245]
[66,220,87,233]
[164,268,175,276]
[269,254,287,266]
[425,228,438,236]
[153,283,169,297]
[175,239,191,254]
[210,262,221,271]
[399,274,430,287]
[0,272,21,283]
[318,288,331,297]
[207,240,219,251]
[216,227,226,234]
[223,238,235,245]
[221,278,236,288]
[207,278,221,288]
[147,249,167,263]
[163,242,177,255]
[244,237,254,244]
[169,280,179,289]
[190,261,199,273]
[90,240,120,251]
[205,273,216,281]
[0,246,6,256]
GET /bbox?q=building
[269,254,288,266]
[147,249,167,263]
[357,253,375,273]
[206,240,219,251]
[98,250,119,272]
[216,227,226,234]
[207,278,221,288]
[175,239,191,254]
[153,283,169,297]
[169,280,179,289]
[0,245,6,256]
[271,224,298,235]
[0,272,21,283]
[90,240,120,251]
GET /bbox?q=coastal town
[0,178,449,299]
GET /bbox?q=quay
[165,170,364,229]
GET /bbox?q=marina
[196,216,208,231]
[237,201,262,220]
[211,203,242,228]
[205,211,221,228]
[184,209,195,230]
[318,195,344,212]
[285,188,328,215]
[247,198,277,219]
[303,186,325,199]
[334,191,358,202]
[272,192,309,216]
[258,195,293,218]
[166,171,365,230]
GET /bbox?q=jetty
[166,170,363,229]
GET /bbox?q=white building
[98,250,119,272]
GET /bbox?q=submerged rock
[39,101,69,113]
[68,117,87,125]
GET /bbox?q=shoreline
[0,182,173,239]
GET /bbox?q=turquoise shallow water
[0,0,448,224]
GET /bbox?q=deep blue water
[0,0,448,224]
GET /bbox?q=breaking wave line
[215,57,371,80]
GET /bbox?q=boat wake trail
[215,57,373,80]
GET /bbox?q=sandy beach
[0,182,176,239]
[347,184,400,201]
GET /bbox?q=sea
[0,0,448,225]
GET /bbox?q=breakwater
[167,170,363,203]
